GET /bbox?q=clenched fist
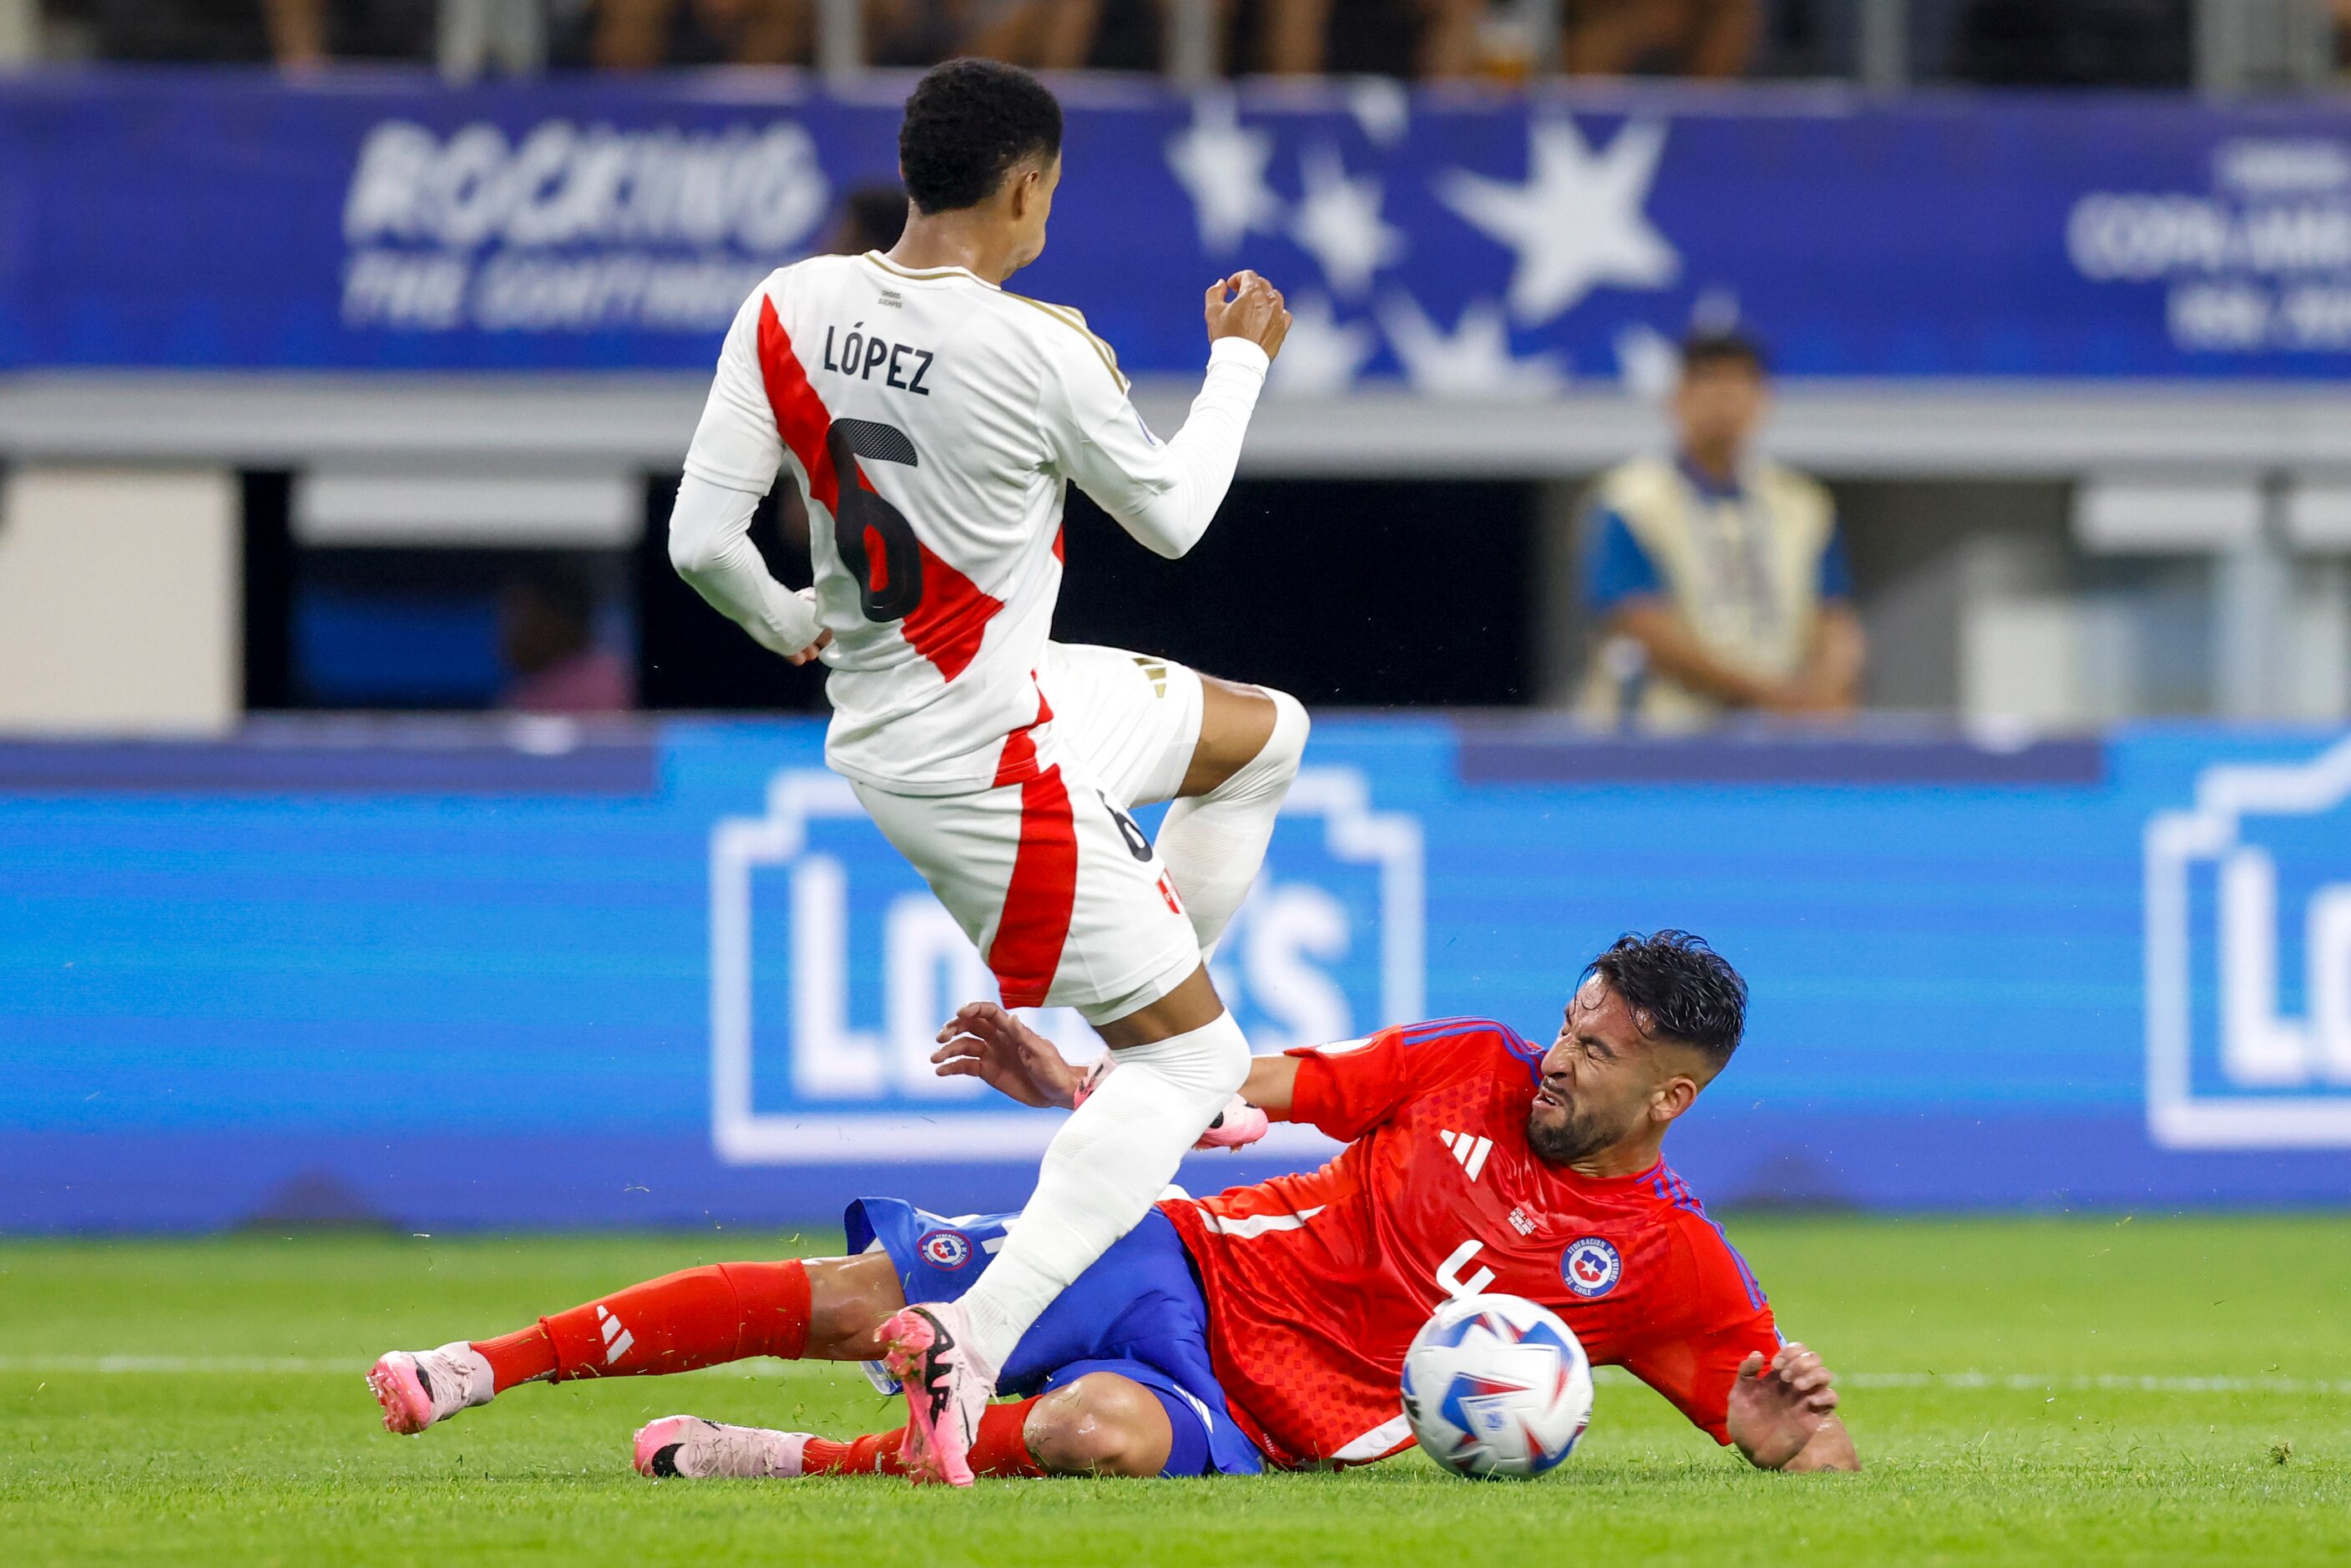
[1204,270,1292,361]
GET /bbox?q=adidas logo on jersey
[596,1304,635,1364]
[1438,1130,1494,1182]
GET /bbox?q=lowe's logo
[2146,736,2351,1148]
[705,768,1422,1164]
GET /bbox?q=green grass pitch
[4,1216,2347,1565]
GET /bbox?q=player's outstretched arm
[1050,272,1291,562]
[933,1002,1086,1107]
[666,475,831,664]
[1727,1343,1859,1472]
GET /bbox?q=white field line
[1593,1368,2351,1396]
[2,1356,2347,1395]
[0,1355,790,1377]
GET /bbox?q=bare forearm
[1241,1054,1300,1118]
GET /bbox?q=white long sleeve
[665,473,823,658]
[1049,336,1270,561]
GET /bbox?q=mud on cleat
[367,1342,495,1435]
[634,1415,811,1479]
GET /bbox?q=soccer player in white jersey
[655,61,1287,1485]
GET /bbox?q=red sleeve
[1616,1222,1781,1446]
[1284,1019,1521,1143]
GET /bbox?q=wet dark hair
[1679,328,1769,378]
[898,58,1063,215]
[1585,930,1747,1070]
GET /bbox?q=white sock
[1157,689,1308,957]
[954,1011,1251,1374]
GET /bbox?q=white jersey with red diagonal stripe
[681,250,1196,796]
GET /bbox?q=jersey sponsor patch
[1561,1237,1623,1298]
[918,1229,973,1269]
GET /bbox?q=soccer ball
[1400,1293,1594,1479]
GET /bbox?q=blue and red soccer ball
[1401,1293,1595,1479]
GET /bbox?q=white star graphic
[1288,144,1406,300]
[1614,321,1681,402]
[1436,119,1681,326]
[1268,293,1378,398]
[1347,76,1411,146]
[1377,294,1566,399]
[1165,92,1284,255]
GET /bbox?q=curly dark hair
[1584,930,1747,1070]
[897,58,1064,215]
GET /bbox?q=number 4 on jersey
[827,417,923,622]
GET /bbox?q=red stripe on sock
[987,763,1077,1009]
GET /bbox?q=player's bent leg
[866,751,1253,1488]
[656,1397,1054,1482]
[640,1378,1174,1484]
[1021,1373,1176,1478]
[367,1254,905,1436]
[1177,675,1282,799]
[884,972,1249,1486]
[1158,677,1309,956]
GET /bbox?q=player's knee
[1023,1375,1170,1478]
[1252,687,1309,789]
[796,1253,902,1359]
[1190,679,1307,799]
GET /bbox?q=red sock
[472,1260,811,1392]
[801,1398,1046,1479]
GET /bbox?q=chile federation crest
[1561,1237,1622,1298]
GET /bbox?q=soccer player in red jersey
[366,933,1857,1478]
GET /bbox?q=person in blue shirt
[1577,331,1866,730]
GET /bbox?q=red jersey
[1156,1018,1779,1469]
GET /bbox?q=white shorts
[853,643,1207,1022]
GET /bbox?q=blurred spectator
[827,181,911,255]
[1576,331,1864,730]
[961,0,1106,68]
[1253,0,1489,78]
[593,0,806,65]
[1565,0,1757,78]
[498,567,636,714]
[862,0,1141,69]
[73,0,432,64]
[1949,0,2190,88]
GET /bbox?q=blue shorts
[844,1198,1263,1477]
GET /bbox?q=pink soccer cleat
[367,1342,494,1435]
[878,1302,992,1487]
[634,1415,811,1479]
